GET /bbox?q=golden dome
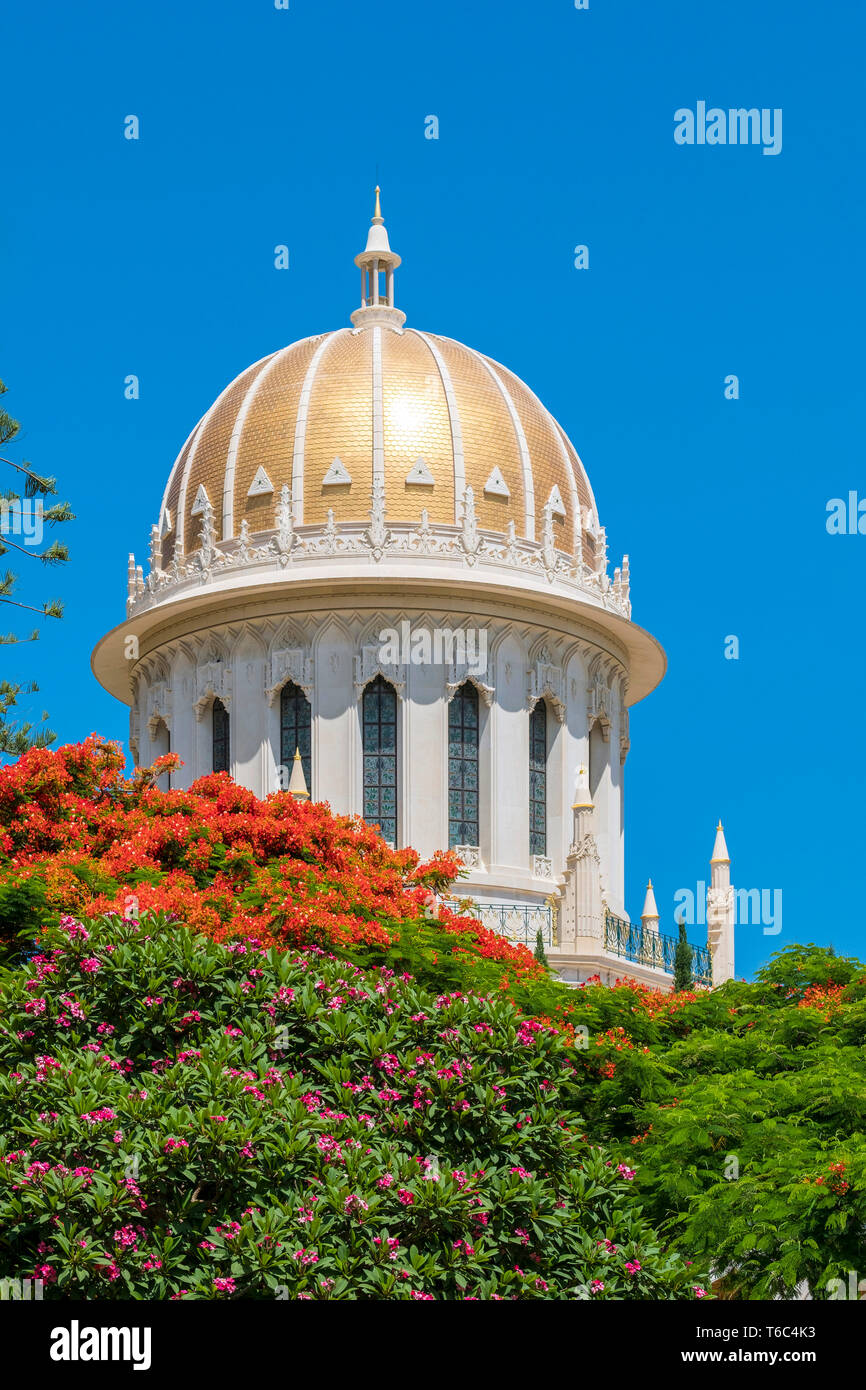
[156,193,600,572]
[158,329,598,570]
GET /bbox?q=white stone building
[92,192,734,990]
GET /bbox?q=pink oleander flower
[80,958,101,973]
[214,1277,236,1293]
[163,1137,189,1152]
[617,1163,637,1181]
[624,1260,642,1275]
[590,1279,604,1293]
[694,1286,707,1298]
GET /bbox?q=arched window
[448,682,479,847]
[212,698,230,774]
[362,675,397,843]
[529,701,547,857]
[280,681,311,793]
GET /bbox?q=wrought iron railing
[468,902,554,948]
[604,911,712,986]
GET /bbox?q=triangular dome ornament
[484,465,510,498]
[405,457,434,486]
[159,508,173,537]
[190,484,210,516]
[247,465,274,497]
[322,457,352,486]
[547,484,566,518]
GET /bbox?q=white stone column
[171,653,196,790]
[490,634,529,873]
[313,625,355,817]
[232,646,266,796]
[558,766,604,953]
[404,668,448,860]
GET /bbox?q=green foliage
[673,921,694,993]
[0,911,709,1300]
[534,928,549,968]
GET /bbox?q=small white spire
[711,819,730,865]
[641,879,660,930]
[572,764,593,809]
[287,747,309,801]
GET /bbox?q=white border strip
[372,327,384,496]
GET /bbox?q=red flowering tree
[0,738,540,992]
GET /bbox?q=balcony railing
[468,902,554,948]
[604,911,712,987]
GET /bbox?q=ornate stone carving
[266,647,313,706]
[446,667,494,707]
[354,644,405,701]
[193,658,231,721]
[454,844,482,870]
[532,854,554,880]
[365,480,390,559]
[145,680,172,737]
[587,671,611,739]
[527,649,566,723]
[458,486,480,561]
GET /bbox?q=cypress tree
[673,917,694,993]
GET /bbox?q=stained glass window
[362,675,398,843]
[448,682,479,847]
[212,698,230,774]
[280,681,311,793]
[529,701,547,857]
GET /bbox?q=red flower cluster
[0,738,540,978]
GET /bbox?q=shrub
[0,911,708,1300]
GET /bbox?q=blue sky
[2,0,864,976]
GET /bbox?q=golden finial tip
[716,819,724,831]
[373,185,382,222]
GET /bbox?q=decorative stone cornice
[127,496,633,623]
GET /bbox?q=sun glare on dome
[388,393,427,436]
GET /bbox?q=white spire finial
[641,879,660,931]
[287,747,309,801]
[351,187,406,329]
[711,820,730,865]
[572,764,593,810]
